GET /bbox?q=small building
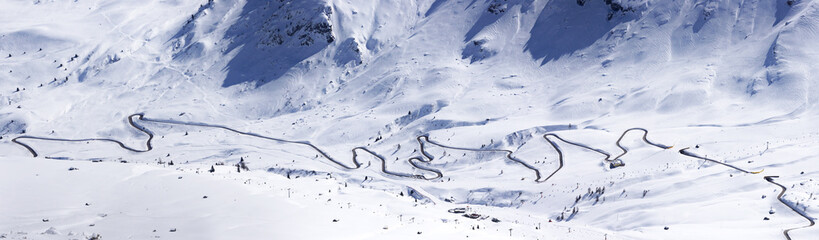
[448,208,467,214]
[609,160,625,169]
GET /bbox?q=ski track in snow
[765,176,817,240]
[11,114,673,183]
[11,113,815,239]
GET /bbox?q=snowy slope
[1,0,818,239]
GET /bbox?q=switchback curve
[12,114,442,180]
[11,114,675,184]
[12,113,762,184]
[12,114,154,157]
[11,113,813,239]
[540,128,671,182]
[765,176,816,240]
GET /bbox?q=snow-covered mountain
[1,0,818,239]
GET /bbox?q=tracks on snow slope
[765,176,817,240]
[541,128,671,182]
[11,113,812,239]
[13,114,442,180]
[11,114,672,183]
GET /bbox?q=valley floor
[0,157,626,240]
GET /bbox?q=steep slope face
[2,0,817,137]
[0,0,211,138]
[164,0,819,129]
[170,0,427,116]
[464,0,819,122]
[174,0,335,88]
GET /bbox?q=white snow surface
[1,0,818,239]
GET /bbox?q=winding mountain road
[10,113,813,239]
[12,114,154,156]
[765,176,816,240]
[12,114,674,183]
[14,114,443,180]
[11,114,759,183]
[540,128,672,182]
